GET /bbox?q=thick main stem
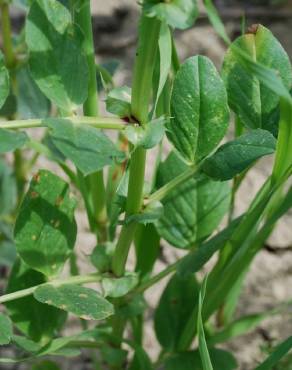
[111,17,161,277]
[0,2,15,68]
[75,1,108,242]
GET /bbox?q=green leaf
[177,216,242,277]
[5,259,66,343]
[0,159,17,215]
[129,346,153,370]
[155,152,230,249]
[124,201,164,226]
[0,51,10,109]
[203,186,292,321]
[0,128,29,153]
[14,170,77,277]
[25,0,89,111]
[46,118,125,176]
[34,284,114,320]
[106,86,131,118]
[0,313,13,345]
[90,244,112,273]
[154,273,199,351]
[197,277,213,370]
[101,346,128,368]
[208,302,291,346]
[124,118,166,150]
[31,361,61,370]
[168,56,229,163]
[135,223,160,277]
[203,0,230,45]
[222,25,292,131]
[0,92,17,117]
[0,222,16,267]
[12,335,41,353]
[0,240,16,267]
[165,349,237,370]
[144,0,199,30]
[254,336,292,370]
[153,22,172,112]
[202,129,277,181]
[116,295,147,319]
[96,59,120,92]
[102,273,138,298]
[35,329,109,357]
[16,66,51,119]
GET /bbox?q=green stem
[147,164,198,204]
[111,16,161,277]
[0,1,15,68]
[0,273,101,304]
[0,116,126,130]
[77,169,96,231]
[134,260,178,295]
[75,1,109,242]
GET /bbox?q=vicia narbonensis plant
[0,0,291,369]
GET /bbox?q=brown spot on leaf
[33,173,41,183]
[78,293,88,298]
[55,196,63,207]
[246,24,259,35]
[30,191,39,199]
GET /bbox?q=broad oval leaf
[106,86,131,118]
[46,119,125,176]
[0,128,28,153]
[5,259,66,343]
[124,118,166,150]
[155,152,230,249]
[154,273,199,350]
[0,51,10,109]
[222,25,292,132]
[34,284,114,320]
[102,273,138,298]
[135,223,160,277]
[144,0,199,30]
[14,170,77,277]
[168,56,229,163]
[0,313,13,346]
[25,0,89,111]
[16,66,51,119]
[202,129,277,181]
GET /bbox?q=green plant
[0,0,291,369]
